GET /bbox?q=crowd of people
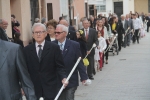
[0,11,149,100]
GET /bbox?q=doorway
[47,3,53,21]
[114,2,123,18]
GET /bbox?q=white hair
[121,14,125,17]
[32,23,46,32]
[57,24,68,33]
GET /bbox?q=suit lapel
[63,39,70,58]
[0,40,9,70]
[30,43,39,62]
[40,41,50,61]
[88,29,92,40]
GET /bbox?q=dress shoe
[105,61,108,64]
[89,77,94,80]
[100,68,102,71]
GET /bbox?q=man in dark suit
[82,19,98,80]
[59,19,77,41]
[146,13,150,32]
[125,14,134,46]
[54,24,88,100]
[23,23,67,100]
[0,19,10,41]
[0,39,37,100]
[117,17,125,51]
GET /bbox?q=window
[100,5,106,12]
[96,5,106,12]
[96,6,100,12]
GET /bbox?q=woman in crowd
[76,30,87,58]
[102,17,111,37]
[14,32,24,47]
[101,17,111,64]
[96,19,109,64]
[45,19,58,41]
[110,17,118,35]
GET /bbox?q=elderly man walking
[23,23,67,100]
[0,19,10,41]
[54,24,88,100]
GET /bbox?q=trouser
[147,24,150,32]
[118,36,122,50]
[58,87,77,100]
[104,42,109,60]
[87,55,95,78]
[98,52,103,68]
[133,29,139,43]
[127,33,131,45]
[124,33,131,47]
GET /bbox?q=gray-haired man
[0,19,10,41]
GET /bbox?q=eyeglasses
[33,31,45,35]
[54,31,64,35]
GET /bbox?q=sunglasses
[55,31,64,34]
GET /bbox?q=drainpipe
[68,0,72,25]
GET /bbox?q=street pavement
[75,32,150,100]
[23,32,150,100]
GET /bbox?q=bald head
[0,19,8,30]
[59,19,68,27]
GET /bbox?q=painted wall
[129,0,135,13]
[0,0,12,38]
[10,0,32,46]
[106,0,113,14]
[73,0,85,22]
[134,0,148,14]
[46,0,61,22]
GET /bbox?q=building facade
[87,0,149,17]
[0,0,149,45]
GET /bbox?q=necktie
[38,45,42,61]
[59,44,63,54]
[85,29,88,41]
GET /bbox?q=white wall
[123,0,129,15]
[60,0,69,21]
[129,0,135,13]
[106,0,113,14]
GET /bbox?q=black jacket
[23,40,66,99]
[117,20,125,37]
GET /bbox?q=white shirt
[122,20,125,28]
[103,26,109,40]
[58,38,66,50]
[50,37,55,41]
[98,37,107,52]
[84,28,89,36]
[132,18,141,30]
[35,40,45,55]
